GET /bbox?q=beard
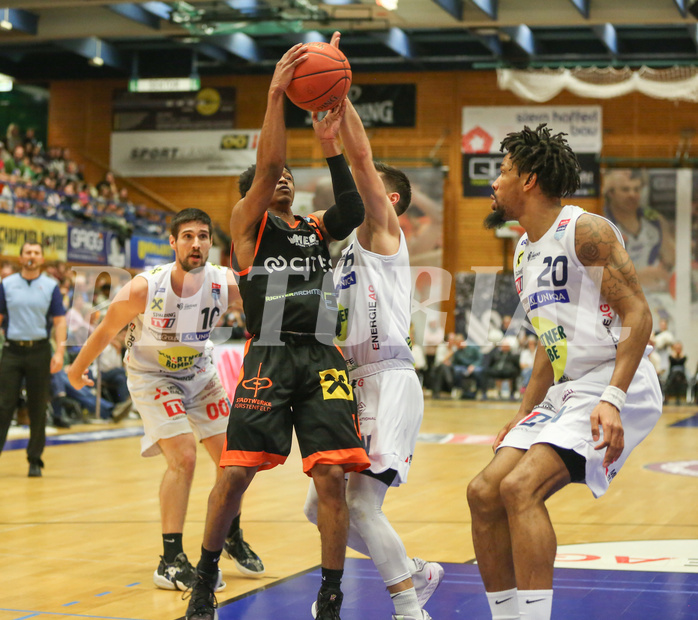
[180,256,206,273]
[483,206,508,230]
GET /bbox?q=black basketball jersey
[232,211,338,338]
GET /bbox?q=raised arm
[575,213,652,466]
[230,43,308,268]
[67,276,148,390]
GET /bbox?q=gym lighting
[89,39,104,66]
[0,9,12,30]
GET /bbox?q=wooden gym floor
[1,398,697,619]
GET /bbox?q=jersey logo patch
[211,283,221,297]
[151,317,175,329]
[150,297,164,311]
[319,369,353,401]
[554,218,570,240]
[528,289,570,310]
[241,363,273,398]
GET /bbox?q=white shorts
[351,360,424,486]
[127,364,231,457]
[498,357,662,498]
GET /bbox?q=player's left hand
[330,31,341,49]
[312,98,347,142]
[590,401,624,468]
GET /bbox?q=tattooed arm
[575,213,653,466]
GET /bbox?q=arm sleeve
[323,154,365,241]
[49,283,66,316]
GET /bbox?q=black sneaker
[222,528,265,576]
[154,553,225,592]
[311,589,343,620]
[185,573,218,620]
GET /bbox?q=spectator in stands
[664,341,688,405]
[431,332,460,399]
[654,319,675,385]
[98,329,132,411]
[482,337,520,400]
[518,335,538,395]
[5,123,22,151]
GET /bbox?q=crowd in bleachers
[0,123,168,239]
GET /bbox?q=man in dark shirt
[185,44,369,620]
[0,241,66,477]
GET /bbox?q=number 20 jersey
[125,262,228,377]
[513,205,643,384]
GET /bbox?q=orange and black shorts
[220,335,369,475]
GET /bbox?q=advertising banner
[285,83,416,128]
[461,106,602,198]
[112,87,236,132]
[0,214,67,261]
[66,226,127,267]
[129,235,174,269]
[110,129,259,177]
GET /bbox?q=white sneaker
[411,558,444,607]
[392,611,432,620]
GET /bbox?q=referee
[0,241,67,477]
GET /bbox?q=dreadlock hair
[238,164,294,198]
[374,161,412,215]
[170,208,212,239]
[500,123,581,198]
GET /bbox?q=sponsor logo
[176,302,198,310]
[163,398,186,418]
[152,311,176,318]
[527,251,541,261]
[70,228,104,252]
[287,232,319,247]
[461,125,494,153]
[241,362,273,398]
[495,597,513,605]
[515,276,523,294]
[599,303,614,327]
[367,284,379,350]
[562,388,575,403]
[156,287,166,293]
[156,346,202,370]
[529,289,570,310]
[220,133,257,150]
[516,250,524,269]
[605,465,618,482]
[338,271,356,290]
[645,460,698,477]
[150,297,164,311]
[151,317,175,329]
[212,282,221,297]
[263,254,330,274]
[181,331,210,342]
[554,218,570,240]
[148,329,179,341]
[319,368,353,401]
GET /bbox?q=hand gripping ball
[286,43,352,112]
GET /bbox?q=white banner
[461,106,602,154]
[109,129,259,177]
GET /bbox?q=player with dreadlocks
[468,124,662,620]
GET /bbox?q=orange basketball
[286,43,352,112]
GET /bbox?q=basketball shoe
[154,552,225,592]
[311,589,343,620]
[185,572,218,620]
[392,612,433,620]
[222,528,265,576]
[411,558,444,607]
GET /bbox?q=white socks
[486,588,519,619]
[391,588,422,618]
[518,589,553,619]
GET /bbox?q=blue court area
[210,558,698,620]
[670,411,698,427]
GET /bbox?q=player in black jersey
[186,43,370,620]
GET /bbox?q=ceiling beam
[191,43,230,63]
[688,23,698,52]
[57,37,127,71]
[469,0,497,20]
[209,33,261,62]
[673,0,687,17]
[0,8,38,35]
[107,4,161,30]
[501,25,538,56]
[592,23,619,56]
[568,0,590,18]
[141,2,172,20]
[373,28,415,60]
[430,0,464,21]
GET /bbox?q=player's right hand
[330,31,341,49]
[270,43,308,93]
[67,366,94,391]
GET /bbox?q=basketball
[286,43,352,112]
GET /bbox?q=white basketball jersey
[125,262,229,376]
[513,205,645,383]
[334,231,414,371]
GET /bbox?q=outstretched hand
[312,99,347,144]
[270,43,308,93]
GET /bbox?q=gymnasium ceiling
[0,0,698,82]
